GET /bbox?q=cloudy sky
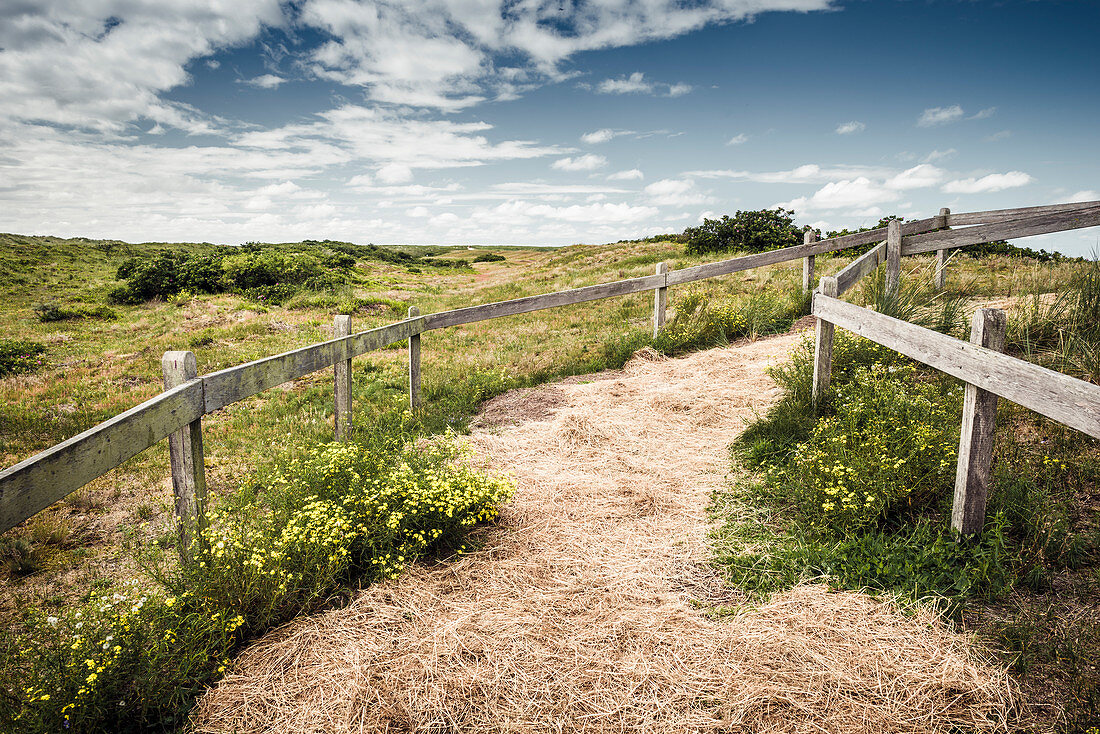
[2,0,1098,253]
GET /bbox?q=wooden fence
[2,200,1099,556]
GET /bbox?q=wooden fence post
[885,218,902,293]
[802,231,817,293]
[333,315,352,441]
[652,262,668,338]
[162,351,207,563]
[408,306,421,411]
[951,308,1007,535]
[934,207,950,290]
[811,276,839,408]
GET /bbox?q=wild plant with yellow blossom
[1,436,512,732]
[774,362,961,531]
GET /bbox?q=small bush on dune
[683,208,808,255]
[769,362,961,531]
[109,246,357,305]
[1007,257,1100,383]
[718,333,1015,612]
[0,339,47,377]
[34,303,117,322]
[1,437,512,733]
[473,252,506,263]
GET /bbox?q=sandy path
[192,333,1015,733]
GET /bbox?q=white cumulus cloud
[551,154,608,171]
[885,164,945,190]
[835,121,865,135]
[644,178,710,206]
[942,171,1032,194]
[581,128,637,144]
[918,105,965,127]
[243,74,286,89]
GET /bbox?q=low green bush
[34,303,117,322]
[473,252,506,263]
[713,487,1015,611]
[737,331,903,467]
[720,319,1096,618]
[768,363,961,530]
[1,437,513,732]
[0,339,47,377]
[683,208,809,255]
[109,246,356,305]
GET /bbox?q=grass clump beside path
[0,436,512,732]
[715,265,1100,730]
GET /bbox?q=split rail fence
[2,200,1099,557]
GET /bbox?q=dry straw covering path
[193,332,1016,733]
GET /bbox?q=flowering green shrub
[1,438,512,732]
[174,439,513,633]
[773,363,961,531]
[7,584,243,732]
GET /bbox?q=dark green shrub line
[34,303,117,323]
[683,208,815,255]
[108,247,357,305]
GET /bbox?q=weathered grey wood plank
[334,315,352,441]
[163,351,208,562]
[802,231,817,293]
[0,380,204,534]
[885,219,902,293]
[652,262,668,338]
[904,205,1100,255]
[814,295,1100,438]
[811,276,839,408]
[422,274,664,330]
[934,208,950,291]
[949,200,1100,226]
[408,306,421,411]
[951,309,1006,535]
[835,242,886,296]
[203,337,352,413]
[349,319,417,355]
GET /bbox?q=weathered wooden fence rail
[1,199,1098,551]
[811,282,1100,535]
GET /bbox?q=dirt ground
[191,331,1017,733]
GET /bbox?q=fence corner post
[408,306,421,411]
[162,350,207,564]
[802,230,818,293]
[885,218,902,293]
[652,262,668,338]
[951,308,1007,536]
[811,276,838,409]
[934,207,950,291]
[333,314,352,441]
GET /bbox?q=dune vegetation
[0,227,1096,731]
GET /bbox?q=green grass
[2,230,1098,731]
[717,258,1100,730]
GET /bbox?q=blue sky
[1,0,1097,253]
